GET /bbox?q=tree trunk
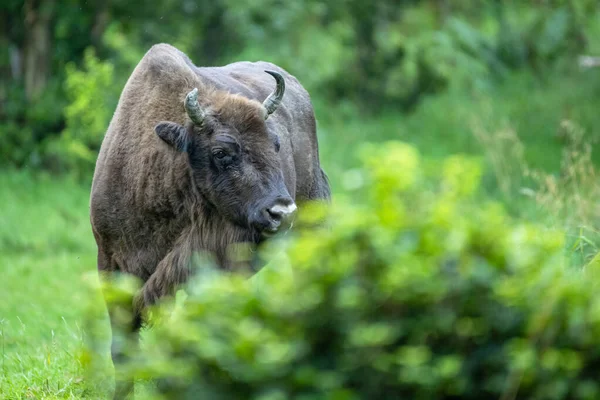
[23,0,56,101]
[91,1,110,50]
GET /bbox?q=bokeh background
[2,0,600,398]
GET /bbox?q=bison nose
[263,199,297,234]
[267,202,297,223]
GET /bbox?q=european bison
[90,43,330,398]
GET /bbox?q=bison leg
[99,266,143,400]
[139,244,192,307]
[95,241,144,398]
[107,293,142,400]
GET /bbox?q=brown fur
[90,43,330,399]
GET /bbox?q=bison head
[154,70,296,239]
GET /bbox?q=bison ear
[155,121,189,152]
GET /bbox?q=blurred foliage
[1,0,599,175]
[91,141,600,399]
[44,49,119,175]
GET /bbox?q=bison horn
[184,88,206,125]
[262,70,285,119]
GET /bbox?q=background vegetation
[1,0,600,398]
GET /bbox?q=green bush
[43,48,120,176]
[0,79,65,169]
[94,141,600,399]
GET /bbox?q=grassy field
[0,171,107,398]
[1,67,599,398]
[318,67,600,191]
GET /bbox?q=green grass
[1,66,600,398]
[0,171,108,399]
[316,66,600,192]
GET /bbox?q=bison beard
[90,43,330,399]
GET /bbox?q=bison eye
[213,150,226,159]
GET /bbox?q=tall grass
[473,114,600,269]
[316,66,600,192]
